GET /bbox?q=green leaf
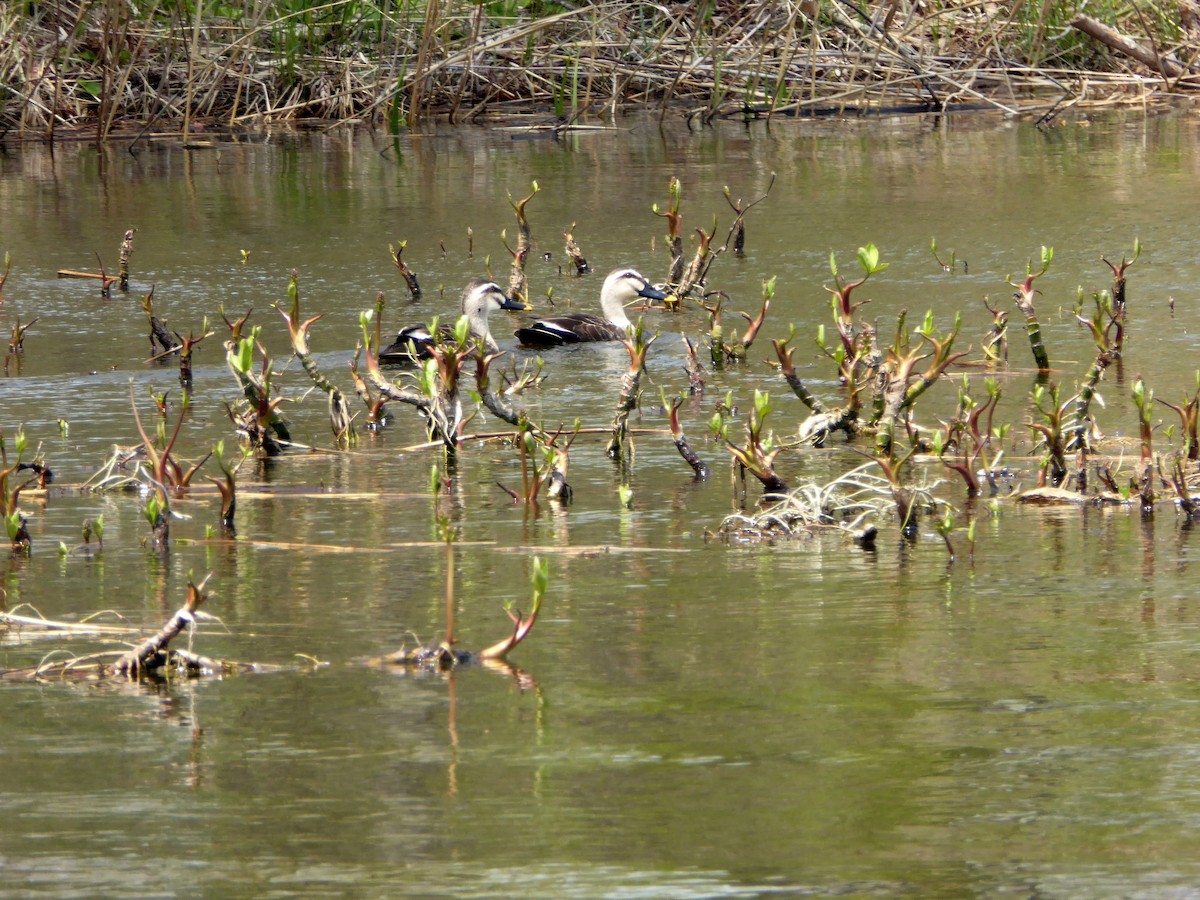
[857,243,888,275]
[754,389,771,421]
[453,314,470,346]
[937,511,954,536]
[419,358,438,396]
[234,337,254,374]
[857,244,878,273]
[918,309,935,337]
[530,556,549,597]
[144,496,160,528]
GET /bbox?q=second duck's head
[601,268,669,327]
[462,279,531,319]
[462,279,531,352]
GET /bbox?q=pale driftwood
[110,575,210,677]
[1015,486,1127,506]
[57,269,119,284]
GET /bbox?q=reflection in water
[4,114,1200,894]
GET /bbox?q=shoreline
[4,3,1199,144]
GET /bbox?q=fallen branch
[1069,14,1189,80]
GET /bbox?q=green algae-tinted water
[4,111,1200,896]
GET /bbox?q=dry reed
[2,1,1197,141]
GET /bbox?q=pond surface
[4,109,1200,897]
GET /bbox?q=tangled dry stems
[3,2,1196,139]
[717,461,945,540]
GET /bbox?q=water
[3,110,1200,896]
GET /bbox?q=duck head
[463,279,531,351]
[600,268,669,329]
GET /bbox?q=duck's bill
[637,281,669,302]
[500,295,533,311]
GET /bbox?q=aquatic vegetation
[5,157,1200,727]
[663,391,709,480]
[1064,289,1121,453]
[772,245,963,458]
[715,389,787,497]
[0,251,10,303]
[930,237,967,274]
[682,336,706,396]
[1161,456,1200,521]
[176,323,215,389]
[563,223,590,276]
[5,315,36,374]
[1008,246,1054,374]
[279,273,356,449]
[224,320,291,457]
[54,229,134,296]
[140,287,180,359]
[722,174,775,259]
[127,384,207,552]
[207,441,242,534]
[117,228,136,292]
[366,307,500,452]
[1131,377,1155,510]
[607,319,656,461]
[0,428,39,556]
[372,524,548,671]
[1028,382,1070,488]
[505,182,539,306]
[873,309,965,456]
[705,277,772,365]
[1157,371,1200,461]
[127,384,210,496]
[932,377,1009,498]
[679,219,717,300]
[1101,237,1141,352]
[654,176,686,292]
[389,240,422,299]
[872,444,925,539]
[980,297,1010,364]
[792,244,888,444]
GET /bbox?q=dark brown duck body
[515,268,667,349]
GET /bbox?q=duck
[515,267,667,348]
[379,279,528,364]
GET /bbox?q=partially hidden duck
[379,279,528,364]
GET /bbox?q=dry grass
[2,1,1198,141]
